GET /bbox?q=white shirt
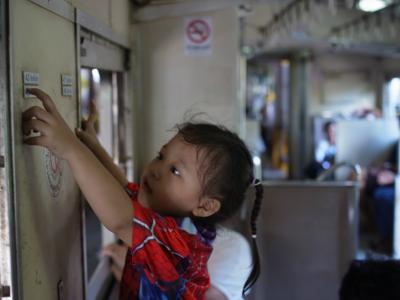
[315,139,336,163]
[208,227,252,300]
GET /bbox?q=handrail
[316,161,362,182]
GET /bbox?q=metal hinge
[0,285,11,298]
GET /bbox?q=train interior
[1,0,400,299]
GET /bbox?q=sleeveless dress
[119,182,215,300]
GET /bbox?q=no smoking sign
[185,17,212,56]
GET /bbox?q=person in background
[304,120,336,179]
[363,143,398,254]
[315,120,336,170]
[339,259,400,300]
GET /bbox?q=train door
[245,58,290,180]
[2,1,133,299]
[79,27,131,300]
[8,1,83,299]
[0,1,14,298]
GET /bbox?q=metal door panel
[10,0,84,299]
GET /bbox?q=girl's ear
[192,197,221,218]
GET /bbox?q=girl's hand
[101,242,128,282]
[75,100,100,150]
[22,88,81,160]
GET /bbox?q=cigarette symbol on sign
[187,19,211,44]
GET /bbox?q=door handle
[0,285,11,298]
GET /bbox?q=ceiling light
[357,0,391,12]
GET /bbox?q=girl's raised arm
[22,88,133,245]
[75,100,128,187]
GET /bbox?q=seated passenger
[339,259,400,300]
[315,120,336,170]
[304,120,336,179]
[364,143,398,254]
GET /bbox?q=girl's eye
[170,166,180,176]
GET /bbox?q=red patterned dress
[120,183,214,300]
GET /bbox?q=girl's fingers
[101,243,127,269]
[27,88,58,115]
[22,119,48,136]
[88,100,98,123]
[75,128,91,142]
[101,244,116,257]
[102,245,119,260]
[111,264,123,282]
[75,127,83,138]
[22,106,53,124]
[81,119,91,130]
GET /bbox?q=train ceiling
[133,0,400,58]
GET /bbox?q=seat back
[247,181,358,300]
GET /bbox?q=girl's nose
[149,165,160,180]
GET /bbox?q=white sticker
[61,74,73,86]
[22,72,40,85]
[62,86,73,97]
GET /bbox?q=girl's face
[138,134,218,217]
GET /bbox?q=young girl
[22,88,263,299]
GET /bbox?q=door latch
[0,285,11,298]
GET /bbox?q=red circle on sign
[186,19,210,44]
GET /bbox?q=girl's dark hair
[177,122,263,296]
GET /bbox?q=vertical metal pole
[74,18,87,300]
[1,0,19,298]
[288,51,310,179]
[111,71,119,165]
[372,58,384,116]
